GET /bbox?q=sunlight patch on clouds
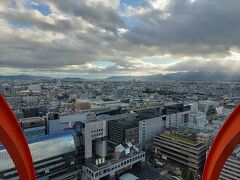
[86,0,120,9]
[117,28,128,34]
[150,0,171,11]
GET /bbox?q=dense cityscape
[1,78,240,180]
[1,0,240,179]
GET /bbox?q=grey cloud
[0,33,98,69]
[124,0,240,56]
[1,10,88,33]
[1,0,240,77]
[47,0,125,30]
[165,59,240,72]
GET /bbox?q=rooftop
[20,116,44,123]
[86,151,145,172]
[162,132,198,145]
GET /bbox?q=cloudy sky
[0,0,240,78]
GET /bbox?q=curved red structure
[0,94,36,180]
[202,104,240,180]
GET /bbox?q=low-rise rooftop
[162,132,198,145]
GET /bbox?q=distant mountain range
[1,71,240,81]
[106,71,240,81]
[0,75,51,80]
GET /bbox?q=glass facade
[24,126,46,139]
[0,131,76,172]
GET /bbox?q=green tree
[182,170,194,180]
[189,172,194,180]
[181,169,188,179]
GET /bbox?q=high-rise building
[188,111,207,130]
[108,119,139,146]
[162,103,191,128]
[138,116,164,151]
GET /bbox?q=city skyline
[1,0,240,78]
[1,78,239,179]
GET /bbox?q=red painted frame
[203,104,240,180]
[0,94,36,180]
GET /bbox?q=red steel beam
[0,94,36,180]
[202,104,240,180]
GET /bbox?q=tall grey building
[108,120,139,146]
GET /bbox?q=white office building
[188,111,207,130]
[164,111,190,128]
[139,116,164,150]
